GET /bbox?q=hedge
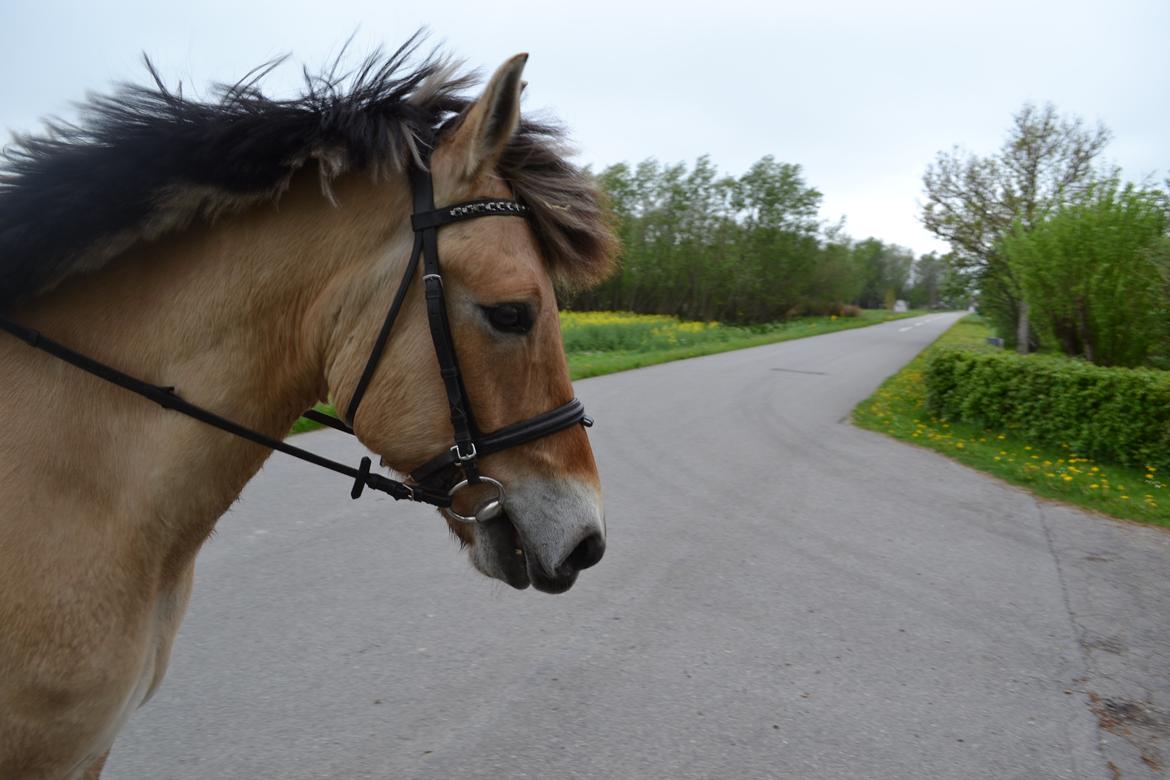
[924,348,1170,472]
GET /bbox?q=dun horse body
[0,39,615,778]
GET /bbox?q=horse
[0,37,617,779]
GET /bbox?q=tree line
[569,156,951,323]
[569,103,1168,369]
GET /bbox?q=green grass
[564,309,922,379]
[853,315,1168,528]
[294,308,922,433]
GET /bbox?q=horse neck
[2,169,409,561]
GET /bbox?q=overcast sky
[2,0,1166,256]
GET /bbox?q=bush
[1001,181,1170,367]
[821,302,861,317]
[925,348,1170,471]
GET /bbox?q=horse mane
[0,34,615,310]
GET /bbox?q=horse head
[326,55,614,593]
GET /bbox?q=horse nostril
[564,531,606,572]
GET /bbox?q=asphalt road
[106,313,1170,779]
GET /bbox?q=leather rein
[0,147,591,523]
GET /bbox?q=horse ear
[445,53,527,181]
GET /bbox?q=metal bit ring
[445,476,505,524]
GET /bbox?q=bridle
[0,142,591,524]
[337,142,591,521]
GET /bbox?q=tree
[907,252,946,309]
[852,239,913,309]
[1001,180,1170,366]
[921,103,1112,351]
[575,155,921,323]
[729,156,824,320]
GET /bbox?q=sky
[1,0,1167,256]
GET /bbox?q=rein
[0,150,591,520]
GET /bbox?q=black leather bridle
[0,144,591,522]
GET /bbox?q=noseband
[0,147,591,523]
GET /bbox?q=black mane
[0,34,614,309]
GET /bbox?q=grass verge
[565,309,920,379]
[293,309,922,434]
[852,315,1168,528]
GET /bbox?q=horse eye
[482,303,532,334]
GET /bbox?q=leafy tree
[1001,181,1170,366]
[853,239,913,309]
[578,155,837,323]
[921,104,1112,350]
[907,252,946,309]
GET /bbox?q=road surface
[107,313,1170,779]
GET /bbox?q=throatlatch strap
[344,232,424,425]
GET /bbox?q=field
[291,308,919,434]
[853,315,1168,527]
[561,309,917,378]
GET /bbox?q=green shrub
[925,348,1170,471]
[1001,181,1170,367]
